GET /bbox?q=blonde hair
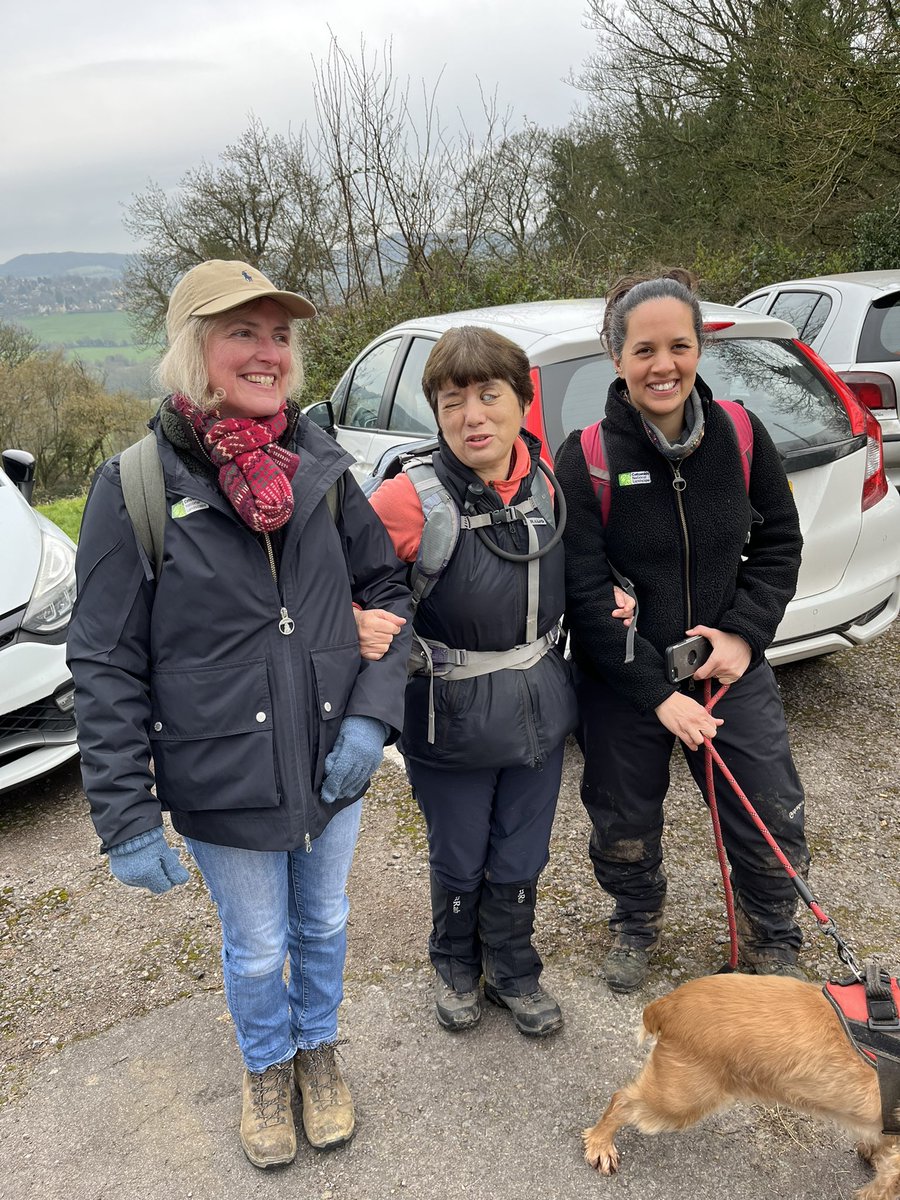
[155,301,305,411]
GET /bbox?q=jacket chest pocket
[149,658,280,811]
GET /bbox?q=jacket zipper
[263,533,295,636]
[670,463,693,633]
[177,428,311,845]
[518,672,543,769]
[262,532,310,851]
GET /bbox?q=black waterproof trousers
[407,742,565,993]
[576,660,810,960]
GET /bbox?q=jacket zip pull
[263,533,294,635]
[305,833,312,853]
[672,465,687,492]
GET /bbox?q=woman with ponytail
[555,270,810,994]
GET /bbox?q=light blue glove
[320,715,389,805]
[107,826,190,894]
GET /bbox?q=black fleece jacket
[555,375,802,714]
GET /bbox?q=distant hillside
[0,252,130,279]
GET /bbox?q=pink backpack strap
[715,399,753,493]
[580,421,612,525]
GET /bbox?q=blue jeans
[185,800,362,1074]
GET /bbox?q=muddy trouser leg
[682,660,810,962]
[575,671,671,950]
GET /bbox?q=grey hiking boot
[434,972,482,1031]
[739,949,806,981]
[735,898,805,980]
[240,1061,296,1168]
[483,983,563,1036]
[603,944,652,993]
[293,1043,355,1149]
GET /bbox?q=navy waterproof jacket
[68,411,413,853]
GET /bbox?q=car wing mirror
[3,448,36,504]
[303,400,337,439]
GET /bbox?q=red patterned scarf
[169,393,300,532]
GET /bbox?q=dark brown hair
[421,325,533,416]
[601,268,703,361]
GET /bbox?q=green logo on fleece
[617,470,651,487]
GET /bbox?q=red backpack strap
[715,399,753,493]
[580,421,612,525]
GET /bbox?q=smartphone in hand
[665,634,712,684]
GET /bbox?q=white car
[0,451,79,793]
[737,271,900,488]
[310,298,900,666]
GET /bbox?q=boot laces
[299,1039,347,1104]
[249,1061,291,1126]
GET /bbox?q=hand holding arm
[612,585,635,627]
[354,608,408,662]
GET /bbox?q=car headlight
[22,529,77,634]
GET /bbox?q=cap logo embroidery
[241,270,253,282]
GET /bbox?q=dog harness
[824,964,900,1134]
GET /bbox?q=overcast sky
[3,0,596,266]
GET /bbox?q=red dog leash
[701,678,863,980]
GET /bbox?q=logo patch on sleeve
[617,470,652,487]
[171,497,209,519]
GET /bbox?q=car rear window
[542,338,851,459]
[857,293,900,363]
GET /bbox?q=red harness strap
[824,974,900,1134]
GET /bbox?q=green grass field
[36,496,87,542]
[18,312,158,363]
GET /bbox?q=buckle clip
[490,508,516,526]
[868,1016,900,1031]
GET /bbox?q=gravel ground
[1,622,898,1113]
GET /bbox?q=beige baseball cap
[166,259,317,340]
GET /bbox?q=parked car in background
[0,451,79,794]
[308,298,900,667]
[737,272,900,488]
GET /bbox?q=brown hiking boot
[293,1043,355,1149]
[239,1062,296,1168]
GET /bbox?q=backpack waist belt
[409,627,560,744]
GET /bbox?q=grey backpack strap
[120,434,166,580]
[325,472,345,523]
[530,465,556,526]
[403,454,460,611]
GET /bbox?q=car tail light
[524,366,554,466]
[838,371,896,412]
[794,341,889,512]
[702,320,735,332]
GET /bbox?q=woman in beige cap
[68,260,412,1169]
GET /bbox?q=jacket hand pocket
[149,658,280,811]
[309,642,364,790]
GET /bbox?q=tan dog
[584,974,900,1200]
